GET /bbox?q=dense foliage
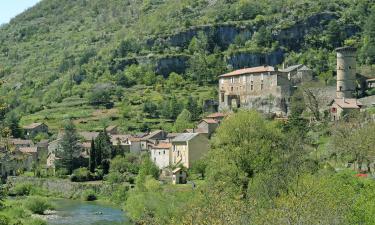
[0,0,374,132]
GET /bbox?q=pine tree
[57,120,81,174]
[89,138,96,173]
[94,129,113,167]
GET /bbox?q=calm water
[47,199,128,225]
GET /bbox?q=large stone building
[218,66,292,115]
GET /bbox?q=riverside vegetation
[0,0,375,225]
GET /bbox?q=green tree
[89,139,96,173]
[319,70,333,86]
[185,96,201,121]
[173,109,193,132]
[4,112,23,138]
[57,120,81,174]
[360,7,375,64]
[95,129,113,168]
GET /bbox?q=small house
[197,119,219,137]
[23,123,48,138]
[150,142,171,169]
[329,98,363,121]
[171,133,209,169]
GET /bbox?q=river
[47,199,129,225]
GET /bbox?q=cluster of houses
[0,113,228,184]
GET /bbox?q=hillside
[0,0,374,133]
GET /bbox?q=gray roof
[298,65,311,71]
[280,64,302,73]
[172,133,199,142]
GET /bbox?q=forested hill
[0,0,374,132]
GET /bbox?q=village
[0,46,374,187]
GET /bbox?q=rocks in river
[31,210,59,221]
[94,211,103,215]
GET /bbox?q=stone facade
[218,66,291,115]
[171,133,209,169]
[336,46,357,98]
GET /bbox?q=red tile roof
[206,112,227,119]
[201,119,219,124]
[219,66,275,77]
[152,142,172,149]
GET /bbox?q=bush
[10,183,33,196]
[24,197,53,215]
[70,167,92,182]
[81,189,97,201]
[56,168,69,179]
[0,215,9,225]
[27,218,47,225]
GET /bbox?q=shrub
[10,183,33,196]
[56,168,69,178]
[24,197,53,215]
[26,218,47,225]
[81,189,97,201]
[0,215,9,225]
[70,167,91,182]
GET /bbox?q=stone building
[218,66,291,115]
[23,123,49,138]
[279,64,313,85]
[150,142,171,169]
[329,98,363,121]
[336,46,357,98]
[171,133,209,169]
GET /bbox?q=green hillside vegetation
[0,0,374,132]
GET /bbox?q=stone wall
[6,176,114,198]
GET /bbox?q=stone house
[279,64,313,85]
[171,133,209,169]
[18,147,39,162]
[140,130,167,150]
[150,142,172,169]
[0,152,34,177]
[196,119,219,137]
[218,66,291,116]
[329,98,363,121]
[23,123,48,138]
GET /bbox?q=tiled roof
[332,98,363,109]
[79,132,99,141]
[23,123,43,129]
[206,112,227,119]
[166,133,180,138]
[279,64,302,73]
[172,133,199,142]
[110,134,131,143]
[106,125,118,131]
[11,139,33,146]
[219,66,275,77]
[152,142,172,149]
[19,147,38,154]
[201,119,219,124]
[142,130,164,140]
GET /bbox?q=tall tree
[57,120,81,174]
[89,138,96,173]
[95,129,113,168]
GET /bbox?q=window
[163,150,165,155]
[261,81,264,90]
[339,86,342,91]
[177,151,180,157]
[231,87,233,92]
[159,151,161,155]
[250,81,253,91]
[331,107,337,113]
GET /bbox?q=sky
[0,0,41,25]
